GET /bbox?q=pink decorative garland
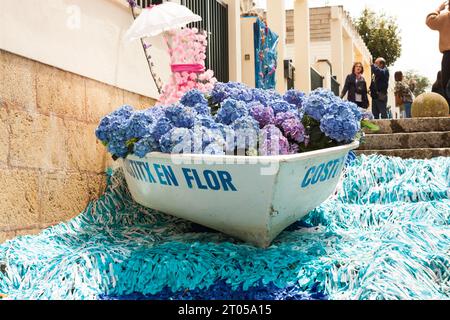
[159,28,217,105]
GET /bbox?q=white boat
[121,141,359,247]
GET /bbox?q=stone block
[0,231,16,244]
[0,50,37,112]
[36,64,86,121]
[0,107,9,166]
[123,91,156,110]
[15,229,42,237]
[359,132,450,150]
[39,172,94,224]
[85,78,123,123]
[9,111,68,170]
[66,120,106,173]
[87,173,108,198]
[0,169,40,229]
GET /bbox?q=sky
[254,0,443,82]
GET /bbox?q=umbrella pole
[129,6,163,95]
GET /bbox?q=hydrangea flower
[274,111,298,127]
[151,117,174,141]
[95,105,134,142]
[269,100,291,115]
[249,104,275,128]
[107,139,129,158]
[193,103,211,116]
[165,104,196,128]
[319,101,361,142]
[195,114,217,129]
[345,101,363,122]
[160,128,193,153]
[283,89,306,108]
[192,127,226,153]
[281,118,306,143]
[203,143,226,156]
[259,125,290,156]
[147,105,166,120]
[303,88,339,121]
[180,89,208,108]
[232,116,260,151]
[210,82,251,104]
[133,135,159,158]
[216,98,249,125]
[127,111,155,139]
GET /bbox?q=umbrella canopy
[125,2,202,41]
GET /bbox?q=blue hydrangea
[304,88,339,121]
[211,82,252,104]
[127,111,155,139]
[203,143,226,156]
[192,127,226,153]
[151,117,173,141]
[95,105,134,142]
[133,135,159,158]
[319,101,361,142]
[165,104,196,128]
[269,100,291,115]
[146,105,165,120]
[110,105,134,118]
[192,103,211,116]
[231,116,259,151]
[232,116,260,132]
[194,114,217,129]
[180,89,208,108]
[345,101,363,122]
[283,90,306,108]
[160,128,193,154]
[216,98,249,125]
[107,139,129,158]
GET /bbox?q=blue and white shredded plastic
[0,155,449,300]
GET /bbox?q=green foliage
[361,119,380,132]
[355,8,402,67]
[403,70,431,97]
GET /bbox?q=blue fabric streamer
[0,155,449,300]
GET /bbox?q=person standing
[370,57,390,119]
[426,1,450,106]
[394,71,414,118]
[340,62,369,109]
[432,71,446,98]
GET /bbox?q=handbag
[395,93,403,107]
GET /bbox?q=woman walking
[340,62,369,109]
[394,71,414,118]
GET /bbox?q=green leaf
[361,120,380,132]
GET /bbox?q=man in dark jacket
[370,57,390,119]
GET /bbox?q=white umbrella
[124,1,202,95]
[125,2,202,41]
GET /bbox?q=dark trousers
[442,51,450,105]
[372,98,388,119]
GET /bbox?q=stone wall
[0,50,156,243]
[285,7,332,45]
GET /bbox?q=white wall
[286,41,331,65]
[0,0,171,99]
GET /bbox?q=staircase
[357,117,450,159]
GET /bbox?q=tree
[404,70,431,97]
[355,8,402,67]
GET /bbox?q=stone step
[356,148,450,159]
[358,131,450,150]
[365,117,450,134]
